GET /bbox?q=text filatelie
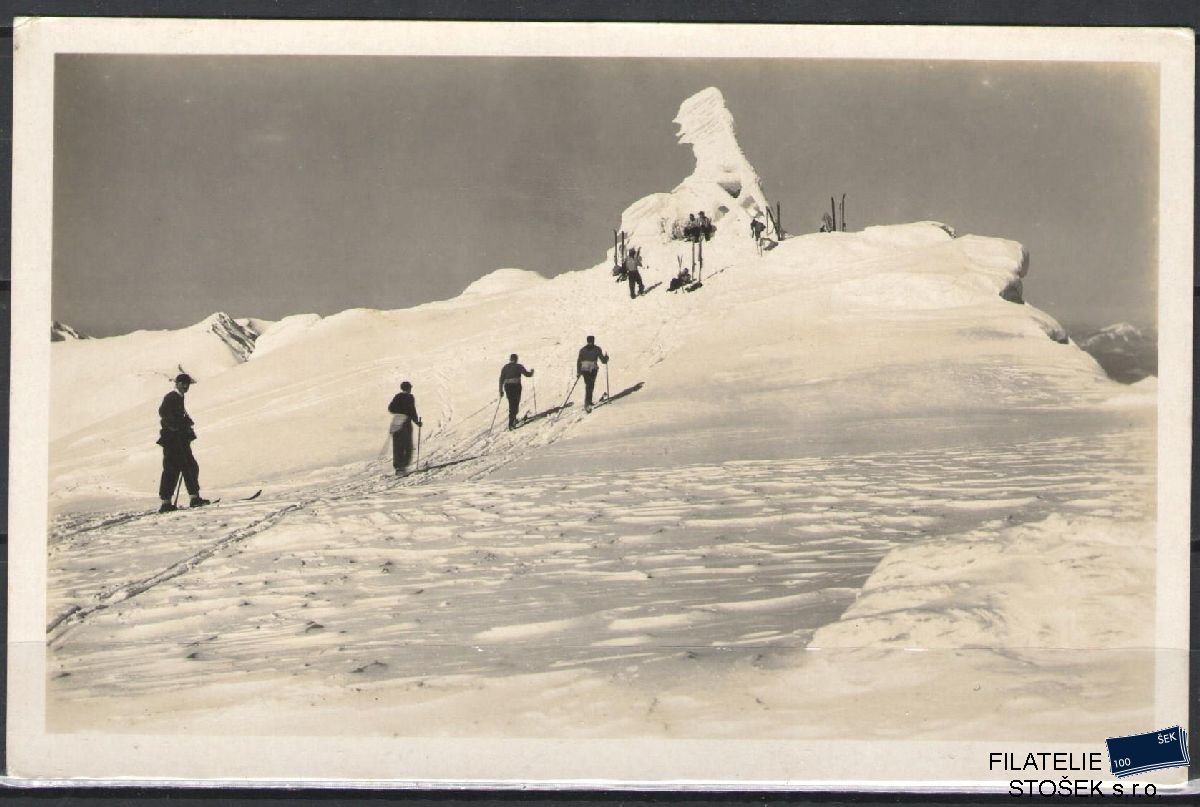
[989,752,1104,772]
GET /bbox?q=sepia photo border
[5,17,1194,790]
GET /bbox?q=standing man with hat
[388,380,423,476]
[156,372,211,512]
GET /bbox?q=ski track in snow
[47,428,1151,714]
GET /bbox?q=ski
[395,454,483,479]
[584,382,645,411]
[156,489,266,515]
[514,401,574,428]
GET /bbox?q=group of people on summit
[682,211,715,242]
[153,336,613,507]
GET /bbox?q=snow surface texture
[45,86,1156,747]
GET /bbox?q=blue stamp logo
[1105,726,1190,777]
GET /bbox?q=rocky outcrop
[51,321,88,342]
[202,312,259,362]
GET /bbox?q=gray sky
[52,55,1158,337]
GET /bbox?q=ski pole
[416,423,422,469]
[172,473,184,508]
[604,361,610,400]
[531,375,538,415]
[554,375,580,423]
[489,394,502,431]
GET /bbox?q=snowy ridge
[459,267,547,298]
[50,311,260,440]
[249,314,322,359]
[49,233,1110,499]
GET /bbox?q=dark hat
[400,381,412,391]
[174,373,195,385]
[586,335,595,343]
[510,353,518,362]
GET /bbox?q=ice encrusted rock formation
[616,87,771,272]
[673,87,770,218]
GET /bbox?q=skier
[750,216,766,241]
[669,259,692,292]
[156,373,211,512]
[387,381,423,476]
[625,247,646,298]
[683,213,699,241]
[698,211,714,240]
[576,336,609,412]
[498,354,535,430]
[751,216,767,255]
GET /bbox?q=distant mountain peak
[1077,321,1157,384]
[1080,322,1150,348]
[196,312,259,362]
[1098,322,1142,339]
[51,321,88,342]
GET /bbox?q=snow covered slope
[49,87,1115,507]
[50,312,259,440]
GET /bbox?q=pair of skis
[163,488,263,512]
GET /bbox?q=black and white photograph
[7,18,1193,788]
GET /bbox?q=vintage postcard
[7,18,1193,790]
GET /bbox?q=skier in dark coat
[576,336,609,412]
[751,216,767,255]
[498,354,535,430]
[156,373,210,512]
[387,381,422,475]
[625,248,646,299]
